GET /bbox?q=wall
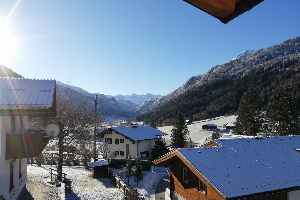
[137,139,154,159]
[104,130,137,159]
[104,130,155,159]
[0,116,28,200]
[288,190,300,200]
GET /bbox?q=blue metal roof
[0,78,56,108]
[111,126,167,141]
[178,136,300,199]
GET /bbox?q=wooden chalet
[154,136,300,200]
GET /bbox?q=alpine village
[1,3,300,200]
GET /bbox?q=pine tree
[212,129,221,140]
[171,112,189,148]
[134,155,143,188]
[149,119,157,129]
[151,138,169,160]
[266,85,298,136]
[125,156,133,184]
[234,86,260,136]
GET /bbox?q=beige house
[102,126,167,160]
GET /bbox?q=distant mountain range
[137,37,300,125]
[56,82,161,119]
[2,37,300,124]
[0,67,161,120]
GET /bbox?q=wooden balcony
[6,133,49,160]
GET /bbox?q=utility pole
[93,95,98,162]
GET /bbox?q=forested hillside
[137,37,300,125]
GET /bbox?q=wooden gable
[154,150,225,200]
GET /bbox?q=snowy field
[158,115,237,146]
[110,166,169,200]
[27,165,168,200]
[27,165,123,200]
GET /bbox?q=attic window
[198,179,207,195]
[183,167,189,184]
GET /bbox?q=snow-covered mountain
[55,82,161,119]
[232,50,255,60]
[137,36,300,122]
[0,66,161,120]
[111,93,162,105]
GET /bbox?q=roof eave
[184,0,264,24]
[154,149,226,199]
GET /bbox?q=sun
[0,20,16,65]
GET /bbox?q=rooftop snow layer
[0,78,56,108]
[178,136,300,198]
[111,126,167,141]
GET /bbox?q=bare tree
[52,87,96,181]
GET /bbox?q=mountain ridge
[137,36,300,124]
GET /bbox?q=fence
[49,168,67,182]
[109,169,144,200]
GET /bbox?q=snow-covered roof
[88,160,109,168]
[203,124,217,126]
[109,126,167,141]
[0,78,56,109]
[226,122,235,126]
[177,136,300,198]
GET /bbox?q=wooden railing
[109,169,144,200]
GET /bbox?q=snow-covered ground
[27,165,123,200]
[158,115,237,146]
[27,165,168,200]
[110,166,169,200]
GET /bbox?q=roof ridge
[0,77,56,81]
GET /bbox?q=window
[105,138,112,144]
[115,139,119,144]
[10,160,15,192]
[19,159,22,179]
[198,179,207,194]
[183,167,189,184]
[115,151,119,156]
[120,139,124,143]
[141,151,149,158]
[120,151,124,156]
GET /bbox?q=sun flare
[0,20,16,65]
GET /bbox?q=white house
[102,126,167,160]
[0,77,56,200]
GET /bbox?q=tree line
[137,57,300,126]
[235,84,300,136]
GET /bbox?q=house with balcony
[154,136,300,200]
[102,125,167,160]
[0,77,56,200]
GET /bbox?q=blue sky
[1,0,300,96]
